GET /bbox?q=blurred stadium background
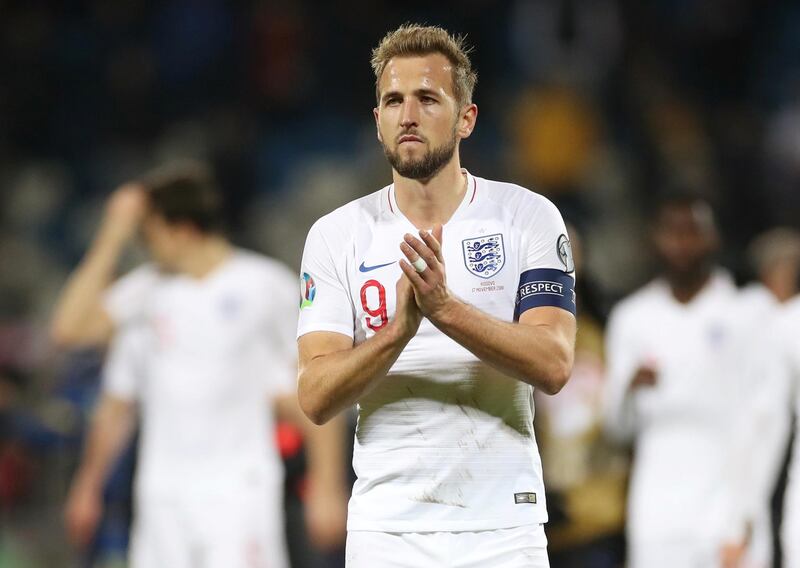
[1,0,799,566]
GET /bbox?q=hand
[392,273,423,340]
[720,540,746,568]
[99,183,148,244]
[629,366,658,391]
[399,224,453,321]
[303,479,348,552]
[64,477,103,549]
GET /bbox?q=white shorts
[130,487,288,568]
[345,524,549,568]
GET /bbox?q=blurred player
[765,296,800,568]
[603,194,751,568]
[296,25,576,567]
[744,228,800,307]
[739,227,800,567]
[53,164,347,568]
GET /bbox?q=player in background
[762,296,800,568]
[738,228,800,567]
[297,25,576,567]
[603,194,754,568]
[52,163,347,567]
[743,228,800,308]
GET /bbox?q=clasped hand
[398,224,453,321]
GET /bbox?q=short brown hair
[141,161,224,234]
[371,24,478,108]
[748,227,800,273]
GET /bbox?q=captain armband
[513,268,576,320]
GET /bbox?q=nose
[399,99,420,128]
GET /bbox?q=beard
[382,128,458,181]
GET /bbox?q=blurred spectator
[509,86,601,194]
[0,368,34,511]
[763,100,800,226]
[509,0,623,89]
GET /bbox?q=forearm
[398,228,574,394]
[304,414,347,489]
[50,225,124,347]
[298,323,413,425]
[274,394,347,488]
[73,398,136,489]
[296,411,349,550]
[431,299,574,394]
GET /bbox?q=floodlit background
[1,1,799,567]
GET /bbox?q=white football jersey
[737,284,793,567]
[102,250,298,497]
[766,297,800,567]
[603,272,751,548]
[298,172,576,532]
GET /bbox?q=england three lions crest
[462,233,505,278]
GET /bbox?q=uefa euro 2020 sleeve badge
[557,234,575,274]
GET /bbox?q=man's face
[653,203,719,277]
[374,53,473,180]
[141,211,186,270]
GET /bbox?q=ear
[457,103,478,140]
[373,107,383,143]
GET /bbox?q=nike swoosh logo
[359,261,395,272]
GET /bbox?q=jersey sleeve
[297,219,355,339]
[514,198,576,320]
[263,263,301,397]
[602,306,640,443]
[736,312,796,523]
[102,325,145,401]
[104,264,158,327]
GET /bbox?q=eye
[420,95,437,104]
[384,97,402,107]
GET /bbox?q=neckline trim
[387,170,477,221]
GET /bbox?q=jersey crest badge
[462,233,505,278]
[219,294,241,318]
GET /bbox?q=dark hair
[141,162,224,233]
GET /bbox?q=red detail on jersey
[469,176,477,204]
[360,280,388,331]
[388,188,395,213]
